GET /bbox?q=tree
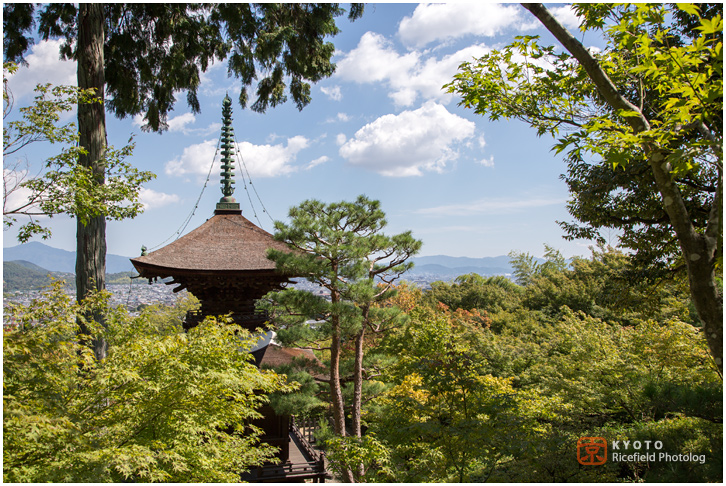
[3,285,292,482]
[262,195,421,482]
[3,4,364,355]
[378,273,721,482]
[367,302,548,483]
[3,62,152,244]
[446,4,723,373]
[426,273,522,314]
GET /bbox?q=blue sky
[4,3,606,260]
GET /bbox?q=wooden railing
[291,417,324,464]
[246,416,327,482]
[253,460,324,481]
[292,415,321,446]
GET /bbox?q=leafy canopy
[3,284,292,482]
[445,4,722,271]
[3,62,155,242]
[3,4,364,132]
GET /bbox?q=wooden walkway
[242,420,328,482]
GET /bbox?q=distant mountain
[411,255,512,269]
[407,255,514,278]
[2,260,74,291]
[2,243,522,283]
[3,242,134,274]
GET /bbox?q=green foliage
[3,284,290,482]
[3,62,155,243]
[447,4,722,176]
[263,360,327,420]
[426,273,522,313]
[2,262,71,291]
[359,243,721,483]
[324,434,391,483]
[506,244,695,325]
[3,4,364,131]
[369,305,542,482]
[262,194,421,402]
[262,195,420,481]
[445,6,723,370]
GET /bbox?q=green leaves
[4,286,288,482]
[447,5,723,372]
[3,66,156,242]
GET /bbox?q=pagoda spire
[216,94,241,214]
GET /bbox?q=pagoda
[131,95,292,332]
[130,97,329,482]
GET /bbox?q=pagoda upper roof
[131,211,290,277]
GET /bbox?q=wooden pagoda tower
[130,96,328,482]
[130,95,292,332]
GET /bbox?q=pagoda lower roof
[131,212,290,277]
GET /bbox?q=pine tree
[262,195,421,482]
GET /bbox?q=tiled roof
[131,212,290,275]
[259,344,321,368]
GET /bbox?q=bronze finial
[216,94,241,213]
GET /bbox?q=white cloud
[339,102,476,177]
[139,188,180,210]
[133,111,220,136]
[165,136,310,180]
[398,3,524,48]
[307,156,330,170]
[3,168,42,217]
[164,139,219,180]
[416,196,565,216]
[479,156,495,168]
[336,133,347,146]
[326,112,351,123]
[199,58,237,98]
[336,32,420,85]
[397,44,490,106]
[321,85,342,101]
[336,32,490,107]
[167,112,196,132]
[5,39,76,101]
[550,5,582,30]
[132,114,145,127]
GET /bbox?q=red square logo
[577,437,607,465]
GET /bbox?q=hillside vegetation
[2,261,73,291]
[3,245,721,482]
[269,245,723,483]
[3,263,144,291]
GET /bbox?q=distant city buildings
[3,272,496,328]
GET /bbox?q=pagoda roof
[131,211,290,277]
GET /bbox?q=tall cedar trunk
[76,3,108,361]
[523,3,724,375]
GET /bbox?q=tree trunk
[329,319,346,437]
[328,290,355,482]
[351,321,365,438]
[648,151,723,375]
[351,320,366,480]
[76,3,107,361]
[522,2,724,375]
